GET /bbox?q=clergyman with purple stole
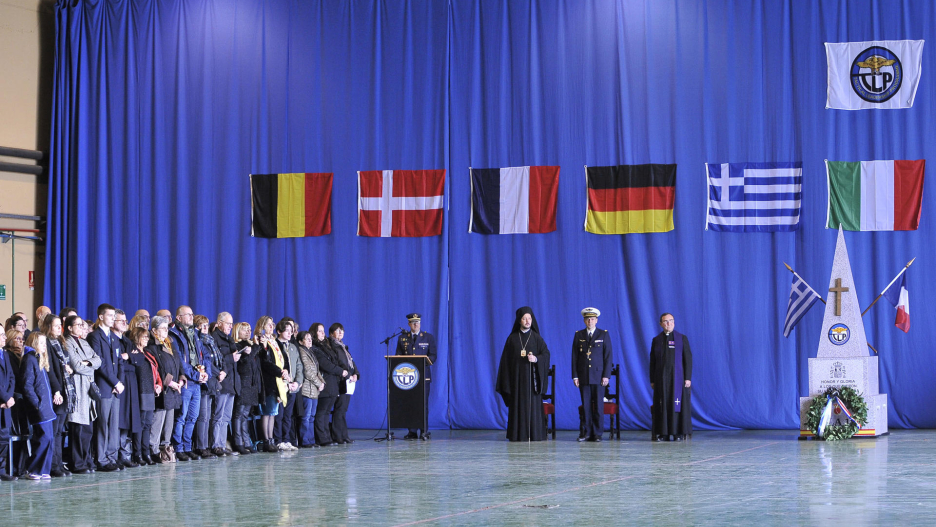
[649,313,692,441]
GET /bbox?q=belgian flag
[250,173,333,238]
[585,164,676,234]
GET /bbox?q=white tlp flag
[826,40,924,110]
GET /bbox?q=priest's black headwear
[511,306,540,334]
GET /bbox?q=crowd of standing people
[0,305,360,481]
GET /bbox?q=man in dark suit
[395,313,437,440]
[572,307,612,442]
[85,303,125,471]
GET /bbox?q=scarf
[182,325,201,367]
[268,339,288,402]
[142,347,163,392]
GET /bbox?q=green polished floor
[2,429,932,525]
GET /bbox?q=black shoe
[123,459,140,468]
[655,435,663,442]
[675,435,683,441]
[212,447,227,457]
[0,474,17,482]
[50,470,67,478]
[343,439,354,444]
[100,463,120,472]
[594,437,602,442]
[62,469,72,476]
[236,446,252,455]
[151,454,163,464]
[264,441,278,453]
[176,451,190,461]
[403,432,418,440]
[188,451,201,460]
[577,436,588,442]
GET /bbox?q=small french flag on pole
[883,271,910,333]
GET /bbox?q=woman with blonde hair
[231,322,259,454]
[255,316,290,452]
[128,315,150,331]
[20,333,57,479]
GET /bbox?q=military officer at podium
[572,307,612,442]
[395,313,437,440]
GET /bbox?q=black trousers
[580,384,603,439]
[69,422,94,471]
[51,413,67,471]
[408,380,430,435]
[273,392,297,444]
[315,395,337,445]
[332,394,351,442]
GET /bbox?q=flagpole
[782,262,826,304]
[860,258,915,317]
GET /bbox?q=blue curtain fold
[47,0,936,431]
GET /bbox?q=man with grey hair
[210,312,241,456]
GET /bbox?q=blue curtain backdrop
[46,0,936,431]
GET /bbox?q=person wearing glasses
[63,316,101,474]
[147,316,183,463]
[210,312,240,457]
[168,306,209,461]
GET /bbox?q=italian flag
[826,160,925,231]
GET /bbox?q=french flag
[883,271,910,333]
[469,166,560,234]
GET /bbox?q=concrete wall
[0,0,55,324]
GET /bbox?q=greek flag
[705,162,803,232]
[783,274,820,337]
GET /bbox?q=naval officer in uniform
[395,313,437,440]
[572,307,612,442]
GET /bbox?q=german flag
[250,173,332,238]
[585,164,676,234]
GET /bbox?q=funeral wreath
[804,386,868,441]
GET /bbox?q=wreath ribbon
[816,392,861,438]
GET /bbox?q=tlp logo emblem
[851,46,903,103]
[828,324,850,345]
[392,362,419,390]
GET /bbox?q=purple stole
[667,332,683,413]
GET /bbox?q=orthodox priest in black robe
[495,307,551,442]
[649,313,692,441]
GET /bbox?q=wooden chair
[541,365,556,439]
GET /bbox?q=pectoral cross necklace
[518,331,532,357]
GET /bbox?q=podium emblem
[828,323,850,345]
[392,362,420,390]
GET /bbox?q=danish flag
[357,169,446,237]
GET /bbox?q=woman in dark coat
[147,316,183,463]
[41,315,74,477]
[328,323,358,445]
[231,322,259,454]
[310,323,346,446]
[20,333,57,479]
[127,327,159,465]
[255,316,289,452]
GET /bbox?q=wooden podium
[385,355,432,431]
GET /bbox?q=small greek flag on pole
[783,274,821,337]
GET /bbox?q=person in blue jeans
[19,333,57,480]
[297,330,326,448]
[168,306,208,461]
